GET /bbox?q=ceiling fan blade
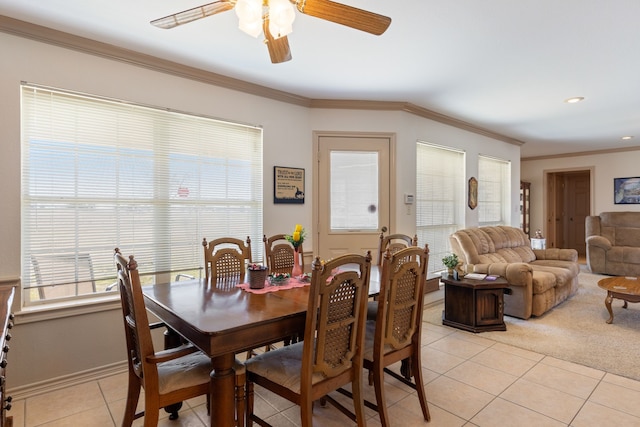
[263,19,293,63]
[294,0,391,35]
[151,0,235,29]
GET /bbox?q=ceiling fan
[151,0,392,64]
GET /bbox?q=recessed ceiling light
[564,97,585,104]
[621,136,634,140]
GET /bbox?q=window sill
[15,294,121,325]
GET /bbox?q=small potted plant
[442,253,459,277]
[247,263,268,289]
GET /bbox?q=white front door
[314,133,393,261]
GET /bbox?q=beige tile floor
[9,301,640,426]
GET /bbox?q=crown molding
[309,99,525,146]
[0,15,311,107]
[522,145,640,161]
[1,14,523,147]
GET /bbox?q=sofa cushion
[599,211,640,247]
[531,265,575,289]
[530,270,556,294]
[624,247,640,264]
[496,247,536,263]
[616,228,640,247]
[454,226,536,264]
[530,260,580,277]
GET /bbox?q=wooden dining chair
[363,245,431,427]
[114,248,246,427]
[377,232,418,265]
[245,252,372,427]
[263,233,304,275]
[202,236,252,284]
[368,232,419,320]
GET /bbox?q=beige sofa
[586,211,640,276]
[449,226,580,319]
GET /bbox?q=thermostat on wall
[404,194,414,204]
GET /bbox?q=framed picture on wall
[468,177,478,209]
[274,166,305,204]
[614,177,640,204]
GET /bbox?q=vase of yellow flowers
[285,224,306,278]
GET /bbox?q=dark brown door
[546,170,591,255]
[566,173,590,255]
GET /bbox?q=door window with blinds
[415,142,465,275]
[330,151,379,231]
[21,85,263,306]
[478,155,511,227]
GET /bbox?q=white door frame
[312,130,397,258]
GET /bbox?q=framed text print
[274,166,305,204]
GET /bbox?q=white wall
[521,150,640,234]
[310,109,522,233]
[0,31,521,389]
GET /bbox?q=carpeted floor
[423,267,640,381]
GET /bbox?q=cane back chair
[202,236,252,284]
[114,248,246,426]
[364,245,431,426]
[245,252,372,427]
[263,234,304,275]
[377,232,418,265]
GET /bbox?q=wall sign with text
[274,166,305,204]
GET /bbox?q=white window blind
[478,155,511,227]
[330,151,379,231]
[415,142,465,276]
[21,85,263,306]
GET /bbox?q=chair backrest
[202,236,252,284]
[302,252,372,382]
[31,253,98,300]
[376,245,429,352]
[263,234,304,275]
[114,248,155,384]
[377,232,418,265]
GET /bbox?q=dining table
[142,265,380,427]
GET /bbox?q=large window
[478,155,511,227]
[21,85,263,306]
[415,142,465,275]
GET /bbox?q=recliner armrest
[586,235,612,251]
[468,262,532,287]
[533,248,578,262]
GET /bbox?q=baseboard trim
[8,361,128,400]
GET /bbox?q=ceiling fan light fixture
[268,0,296,38]
[236,0,263,37]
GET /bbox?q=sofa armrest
[533,248,578,262]
[586,235,612,251]
[469,262,532,287]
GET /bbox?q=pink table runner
[237,277,310,294]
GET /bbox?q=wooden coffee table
[597,276,640,324]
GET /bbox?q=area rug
[423,268,640,381]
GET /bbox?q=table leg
[210,353,236,427]
[605,292,614,324]
[163,328,183,419]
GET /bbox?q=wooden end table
[441,274,510,333]
[597,276,640,324]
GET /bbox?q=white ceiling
[2,0,640,158]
